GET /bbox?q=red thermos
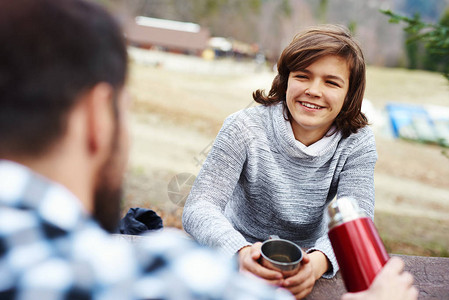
[327,197,389,292]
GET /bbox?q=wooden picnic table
[307,254,449,299]
[117,235,449,299]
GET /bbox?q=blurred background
[98,0,448,257]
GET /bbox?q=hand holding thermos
[327,197,390,292]
[328,197,418,299]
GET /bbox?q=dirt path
[375,172,449,220]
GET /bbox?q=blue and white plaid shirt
[0,160,293,300]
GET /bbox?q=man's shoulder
[0,202,140,297]
[0,162,137,296]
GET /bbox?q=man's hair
[253,24,368,138]
[0,0,128,156]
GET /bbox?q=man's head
[0,0,129,232]
[0,0,127,156]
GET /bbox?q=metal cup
[260,235,303,274]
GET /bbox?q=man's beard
[92,136,124,233]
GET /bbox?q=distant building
[124,16,210,56]
[207,37,260,60]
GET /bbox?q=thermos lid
[327,197,366,229]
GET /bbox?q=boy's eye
[327,81,340,87]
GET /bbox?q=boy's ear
[84,83,115,156]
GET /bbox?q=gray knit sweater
[182,103,377,278]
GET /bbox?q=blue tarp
[386,103,449,147]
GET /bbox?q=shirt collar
[271,103,342,159]
[284,119,342,157]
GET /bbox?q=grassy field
[123,49,449,257]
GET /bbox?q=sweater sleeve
[182,114,252,255]
[308,127,378,278]
[337,127,377,219]
[306,230,337,279]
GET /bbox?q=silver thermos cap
[328,197,366,230]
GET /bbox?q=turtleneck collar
[270,102,342,159]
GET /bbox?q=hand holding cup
[260,236,320,299]
[259,235,303,277]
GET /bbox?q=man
[0,0,290,299]
[0,0,417,299]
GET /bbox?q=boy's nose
[305,81,322,98]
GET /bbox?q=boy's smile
[286,54,350,146]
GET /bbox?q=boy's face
[285,54,350,145]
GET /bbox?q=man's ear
[84,83,115,156]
